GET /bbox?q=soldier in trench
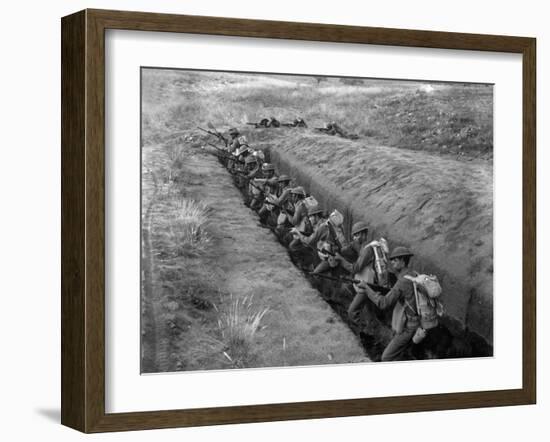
[237,156,260,190]
[249,163,277,211]
[276,174,292,198]
[273,186,308,245]
[353,246,451,362]
[287,205,324,270]
[332,223,393,322]
[231,145,251,184]
[293,209,348,270]
[258,178,281,225]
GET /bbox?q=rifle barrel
[308,272,390,294]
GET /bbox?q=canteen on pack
[328,209,344,227]
[404,274,442,299]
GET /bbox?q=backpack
[368,238,390,288]
[404,274,444,330]
[303,195,318,211]
[404,274,442,299]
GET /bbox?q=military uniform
[361,268,420,361]
[303,219,347,254]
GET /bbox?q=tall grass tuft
[167,198,211,257]
[216,294,269,368]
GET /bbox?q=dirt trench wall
[258,132,493,346]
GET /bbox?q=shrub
[216,294,269,368]
[167,199,211,257]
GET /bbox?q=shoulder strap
[412,281,420,315]
[326,222,338,244]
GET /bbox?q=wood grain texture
[61,10,86,432]
[60,8,537,433]
[522,38,536,403]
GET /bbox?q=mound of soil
[252,129,493,346]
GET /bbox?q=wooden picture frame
[61,9,536,433]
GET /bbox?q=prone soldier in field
[268,116,281,128]
[315,121,359,140]
[282,117,307,128]
[247,117,281,128]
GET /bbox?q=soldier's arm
[302,223,321,246]
[361,279,403,310]
[275,187,292,205]
[351,246,374,275]
[289,203,306,226]
[334,248,354,272]
[246,166,259,179]
[337,257,353,272]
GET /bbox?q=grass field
[142,69,493,159]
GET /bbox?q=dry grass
[165,198,211,257]
[142,68,492,159]
[215,294,270,368]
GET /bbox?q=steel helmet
[229,127,239,136]
[261,163,275,172]
[308,206,324,217]
[291,186,306,197]
[277,174,291,183]
[351,221,369,236]
[389,246,414,260]
[253,150,266,161]
[238,146,250,156]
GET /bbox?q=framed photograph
[61,9,536,433]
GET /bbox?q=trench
[263,143,493,359]
[219,139,492,360]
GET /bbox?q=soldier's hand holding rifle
[289,227,302,239]
[355,280,376,296]
[327,254,339,268]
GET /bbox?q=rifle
[308,272,390,294]
[204,141,227,152]
[282,120,307,128]
[248,179,269,194]
[203,141,244,163]
[246,122,261,128]
[264,199,296,216]
[197,124,228,145]
[201,143,232,160]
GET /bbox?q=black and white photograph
[140,68,494,373]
